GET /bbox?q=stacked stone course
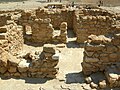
[73,9,114,43]
[36,8,74,29]
[0,15,7,26]
[82,33,120,87]
[31,18,54,43]
[60,22,68,43]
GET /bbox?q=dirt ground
[0,0,120,90]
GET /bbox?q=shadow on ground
[0,76,52,84]
[66,41,80,48]
[65,72,85,84]
[24,41,44,47]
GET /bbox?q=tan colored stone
[99,80,107,89]
[85,45,105,52]
[8,53,21,66]
[14,72,21,77]
[85,57,99,63]
[0,66,7,74]
[8,66,17,73]
[90,82,98,89]
[0,48,8,67]
[105,45,118,53]
[85,77,92,84]
[109,73,119,79]
[109,53,118,59]
[18,59,29,73]
[43,44,55,54]
[4,72,10,77]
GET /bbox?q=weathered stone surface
[8,53,21,66]
[85,57,99,63]
[74,10,113,43]
[85,45,105,52]
[8,66,17,73]
[88,35,111,44]
[83,32,120,76]
[0,48,9,67]
[18,59,29,73]
[90,82,98,89]
[99,80,107,89]
[43,44,55,54]
[0,66,7,74]
[85,77,92,84]
[105,64,120,87]
[31,18,53,43]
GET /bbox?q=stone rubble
[105,64,120,87]
[0,44,60,78]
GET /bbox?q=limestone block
[105,64,120,87]
[0,48,9,67]
[14,72,21,77]
[8,53,21,66]
[85,44,105,52]
[43,44,56,54]
[99,80,107,89]
[105,45,118,53]
[0,66,7,74]
[8,66,17,73]
[90,82,98,89]
[52,53,59,60]
[18,59,29,73]
[85,57,99,63]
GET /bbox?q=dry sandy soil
[0,0,120,90]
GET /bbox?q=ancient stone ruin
[0,3,119,89]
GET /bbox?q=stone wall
[82,33,120,87]
[0,44,59,78]
[19,10,68,44]
[6,21,23,55]
[19,7,117,44]
[52,22,68,43]
[0,14,7,26]
[0,12,23,55]
[31,18,54,43]
[82,33,120,75]
[73,8,114,43]
[36,8,74,29]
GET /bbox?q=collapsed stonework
[0,44,59,78]
[0,13,23,55]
